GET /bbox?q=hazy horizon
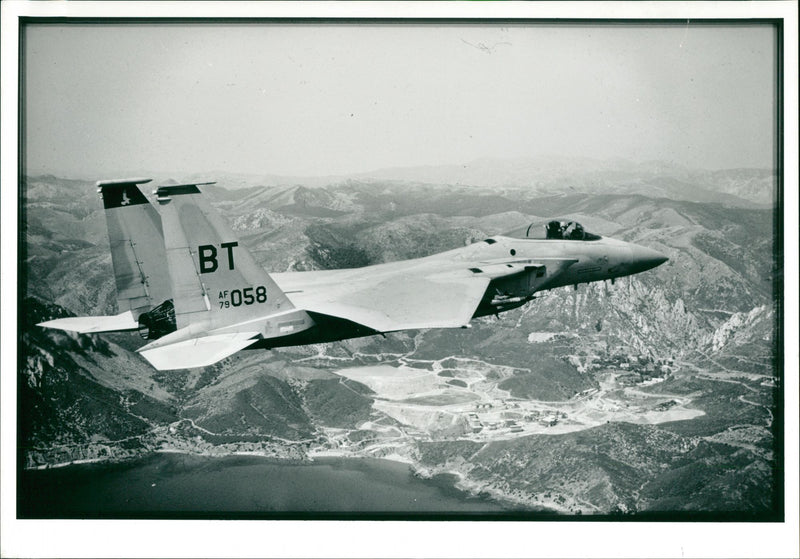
[23,154,776,184]
[23,23,777,179]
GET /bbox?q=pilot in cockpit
[546,220,586,240]
[566,222,584,240]
[546,220,563,239]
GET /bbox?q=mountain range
[17,160,781,516]
[60,156,776,207]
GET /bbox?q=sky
[23,22,777,178]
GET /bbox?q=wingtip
[36,312,139,334]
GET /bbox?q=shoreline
[32,456,114,470]
[411,463,567,514]
[24,445,529,512]
[23,441,601,514]
[28,445,418,471]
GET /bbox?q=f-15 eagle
[39,179,668,370]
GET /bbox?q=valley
[17,162,781,515]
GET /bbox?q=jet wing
[272,255,579,333]
[135,266,491,370]
[37,311,139,334]
[275,269,491,333]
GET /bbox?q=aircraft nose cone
[629,245,668,273]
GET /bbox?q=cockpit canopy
[504,220,602,241]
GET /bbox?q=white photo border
[2,2,797,558]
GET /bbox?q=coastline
[22,440,533,513]
[23,434,574,513]
[307,447,415,466]
[411,463,566,515]
[19,447,516,517]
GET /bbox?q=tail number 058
[218,286,267,308]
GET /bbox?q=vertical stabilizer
[153,183,310,334]
[97,178,172,318]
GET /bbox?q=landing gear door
[525,264,547,293]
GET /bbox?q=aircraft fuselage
[470,235,667,289]
[269,233,668,339]
[38,177,669,370]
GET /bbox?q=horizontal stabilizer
[137,331,261,370]
[37,311,138,334]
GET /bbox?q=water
[18,452,511,518]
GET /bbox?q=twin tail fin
[39,178,312,370]
[37,178,170,334]
[136,182,314,369]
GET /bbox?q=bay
[18,452,512,518]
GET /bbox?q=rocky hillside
[18,171,780,515]
[19,297,178,467]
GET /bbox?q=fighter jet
[38,178,668,370]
